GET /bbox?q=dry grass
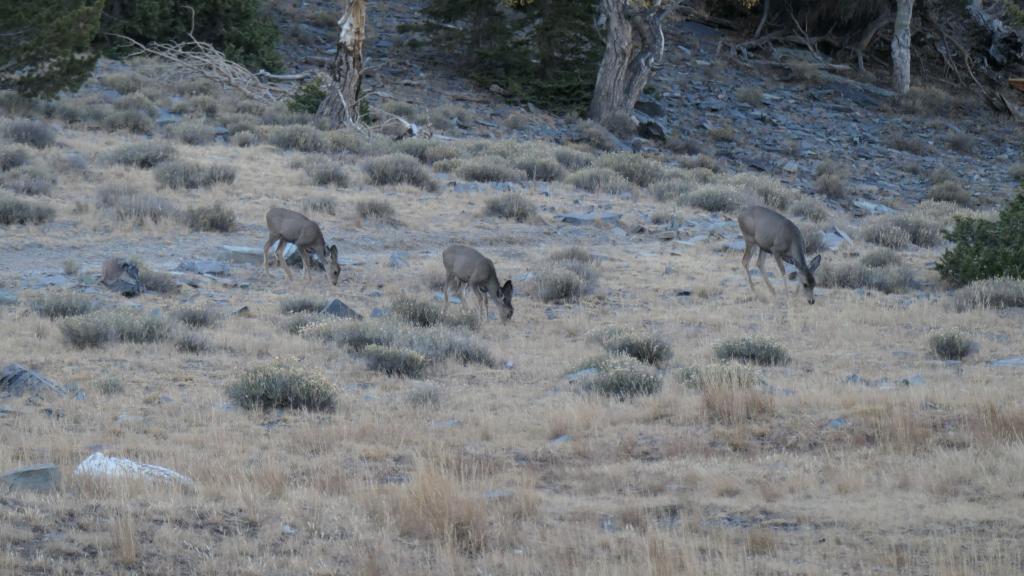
[952,277,1024,311]
[3,58,1024,576]
[484,193,537,222]
[0,194,55,224]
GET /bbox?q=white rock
[73,452,192,485]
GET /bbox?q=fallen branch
[256,70,308,82]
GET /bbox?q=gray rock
[635,99,665,117]
[322,299,362,320]
[566,367,598,382]
[434,291,461,304]
[826,417,848,429]
[370,307,386,318]
[177,260,229,275]
[991,356,1024,367]
[560,211,622,225]
[550,434,573,446]
[852,198,894,215]
[0,464,60,493]
[0,364,66,400]
[388,251,408,269]
[637,119,667,142]
[782,161,799,173]
[0,289,17,306]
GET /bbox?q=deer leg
[773,255,789,293]
[756,250,776,294]
[741,242,759,297]
[263,236,279,274]
[443,274,455,311]
[300,250,313,283]
[276,241,292,281]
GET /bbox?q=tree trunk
[967,0,1024,67]
[317,0,366,127]
[891,0,914,97]
[588,0,666,124]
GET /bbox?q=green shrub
[267,125,326,152]
[484,193,537,222]
[2,166,54,195]
[457,156,527,183]
[154,160,235,189]
[31,291,95,319]
[4,120,55,149]
[928,331,976,361]
[100,73,142,94]
[937,193,1024,285]
[175,332,211,354]
[391,296,480,331]
[61,309,171,348]
[0,146,30,172]
[102,110,154,134]
[108,141,177,169]
[596,153,663,187]
[714,337,790,366]
[362,153,437,191]
[173,305,221,328]
[184,203,236,232]
[362,345,428,378]
[167,121,217,145]
[591,328,672,367]
[581,354,662,399]
[305,160,349,187]
[228,363,336,412]
[953,277,1024,311]
[566,167,630,194]
[0,194,55,225]
[287,78,326,114]
[356,198,396,221]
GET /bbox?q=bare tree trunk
[891,0,914,96]
[317,0,366,127]
[588,0,666,124]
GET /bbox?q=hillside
[1,1,1024,574]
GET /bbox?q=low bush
[581,354,663,399]
[102,110,154,134]
[928,181,971,206]
[96,183,176,225]
[574,120,617,151]
[937,193,1024,285]
[566,167,631,194]
[31,291,95,319]
[61,309,171,348]
[4,119,55,149]
[391,296,480,331]
[457,156,527,183]
[107,142,177,169]
[860,249,902,269]
[0,146,30,172]
[167,121,217,145]
[267,125,326,152]
[0,195,55,225]
[228,362,337,411]
[596,153,663,187]
[362,153,437,191]
[553,147,594,170]
[175,332,211,354]
[305,160,349,188]
[512,153,566,182]
[184,203,236,232]
[714,337,790,366]
[590,328,672,367]
[356,198,396,221]
[172,305,221,328]
[2,166,54,196]
[280,296,323,315]
[683,184,741,213]
[154,160,236,189]
[928,331,976,361]
[362,345,428,378]
[952,277,1024,311]
[302,195,336,215]
[484,193,537,222]
[818,261,914,294]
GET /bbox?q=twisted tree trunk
[317,0,366,127]
[891,0,914,96]
[588,0,666,124]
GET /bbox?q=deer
[442,245,514,322]
[738,205,822,305]
[263,207,341,286]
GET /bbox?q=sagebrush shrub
[714,337,790,366]
[228,363,337,411]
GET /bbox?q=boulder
[0,364,66,400]
[73,452,192,485]
[0,464,60,493]
[322,298,362,320]
[101,258,143,297]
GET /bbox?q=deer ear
[329,245,338,258]
[502,280,513,296]
[808,254,822,273]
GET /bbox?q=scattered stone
[370,307,386,318]
[0,364,66,400]
[504,360,514,369]
[322,298,362,320]
[73,452,193,485]
[435,291,461,304]
[559,211,623,225]
[0,289,17,306]
[0,464,60,493]
[550,434,572,446]
[177,259,229,276]
[821,226,853,251]
[388,251,408,269]
[281,524,297,536]
[991,356,1024,367]
[565,367,598,382]
[101,257,143,297]
[826,417,848,429]
[852,198,895,215]
[782,161,799,173]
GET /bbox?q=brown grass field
[1,59,1023,575]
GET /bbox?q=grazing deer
[442,245,513,321]
[263,207,341,286]
[738,205,822,304]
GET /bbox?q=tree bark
[317,0,366,127]
[588,0,666,124]
[967,0,1024,67]
[891,0,914,97]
